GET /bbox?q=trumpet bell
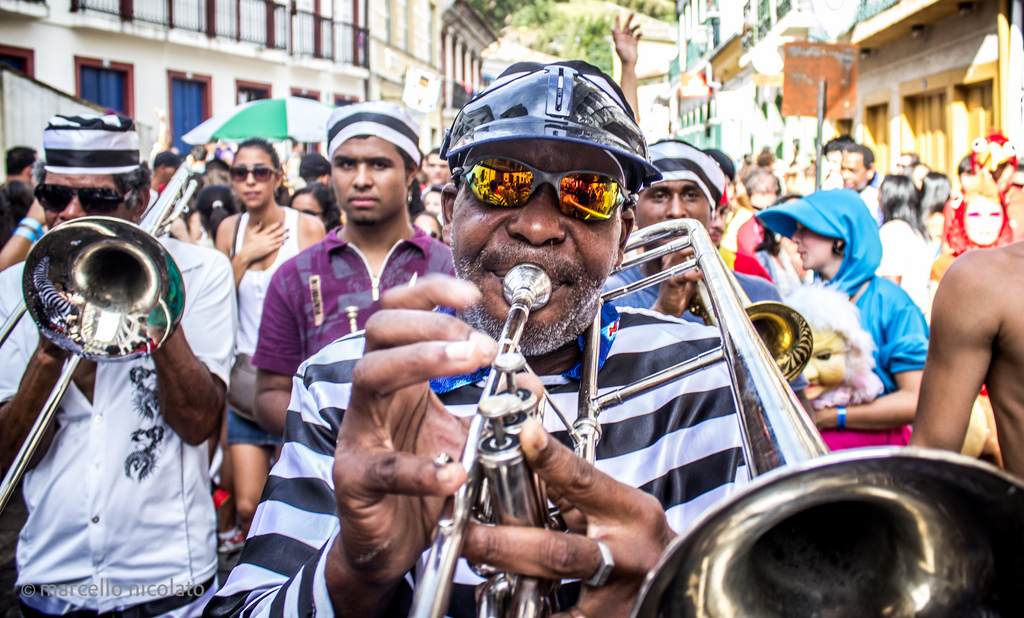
[745,301,813,383]
[23,216,185,361]
[631,447,1024,618]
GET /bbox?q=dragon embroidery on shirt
[124,425,164,481]
[125,366,163,481]
[129,367,159,420]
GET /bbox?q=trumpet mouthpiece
[502,264,552,310]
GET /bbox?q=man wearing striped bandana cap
[0,114,237,617]
[209,63,748,618]
[247,101,454,436]
[605,139,782,321]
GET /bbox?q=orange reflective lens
[464,158,625,221]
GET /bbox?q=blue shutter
[0,55,28,73]
[171,78,206,154]
[80,66,126,113]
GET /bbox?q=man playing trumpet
[207,62,749,617]
[0,115,237,617]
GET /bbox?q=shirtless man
[910,242,1024,477]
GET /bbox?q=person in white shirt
[841,143,882,224]
[0,114,237,618]
[876,174,933,315]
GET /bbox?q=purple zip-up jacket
[251,226,455,377]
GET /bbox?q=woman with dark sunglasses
[213,137,325,548]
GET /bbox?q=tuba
[0,160,199,513]
[410,219,826,617]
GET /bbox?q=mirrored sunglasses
[459,158,627,222]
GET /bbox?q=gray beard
[451,227,607,357]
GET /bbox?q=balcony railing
[776,0,792,20]
[291,9,368,67]
[756,0,771,39]
[855,0,901,22]
[450,83,472,109]
[71,0,368,66]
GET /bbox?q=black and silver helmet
[440,61,661,194]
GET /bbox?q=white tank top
[234,207,301,355]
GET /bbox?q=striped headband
[326,102,421,166]
[43,114,141,175]
[648,140,726,207]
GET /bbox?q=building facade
[0,0,499,154]
[849,0,1023,174]
[677,0,833,163]
[0,0,370,152]
[674,0,1023,172]
[437,0,495,148]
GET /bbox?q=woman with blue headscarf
[758,189,929,449]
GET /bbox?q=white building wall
[1,5,367,141]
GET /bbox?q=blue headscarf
[756,189,882,296]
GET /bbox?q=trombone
[410,219,821,617]
[0,160,199,514]
[602,222,813,383]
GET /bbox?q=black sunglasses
[230,165,277,183]
[34,184,129,215]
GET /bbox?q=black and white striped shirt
[205,307,749,618]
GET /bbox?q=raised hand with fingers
[326,277,499,614]
[462,418,676,618]
[612,13,642,68]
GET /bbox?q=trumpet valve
[479,393,522,447]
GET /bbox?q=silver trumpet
[412,219,824,618]
[0,160,198,513]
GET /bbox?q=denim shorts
[226,408,283,447]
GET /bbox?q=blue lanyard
[429,303,620,394]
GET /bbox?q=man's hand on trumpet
[463,418,677,618]
[328,277,494,615]
[326,275,675,617]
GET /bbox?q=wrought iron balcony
[71,0,368,67]
[756,0,771,39]
[741,28,754,52]
[450,82,473,109]
[855,0,901,22]
[292,9,369,67]
[776,0,792,20]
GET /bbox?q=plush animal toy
[786,284,883,413]
[970,131,1017,176]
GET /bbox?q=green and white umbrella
[181,97,335,145]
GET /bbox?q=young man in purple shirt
[250,102,455,435]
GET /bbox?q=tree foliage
[470,0,673,74]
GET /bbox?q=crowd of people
[0,21,1023,618]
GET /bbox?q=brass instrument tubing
[601,257,698,304]
[614,236,692,274]
[0,303,27,349]
[0,357,81,512]
[593,347,726,411]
